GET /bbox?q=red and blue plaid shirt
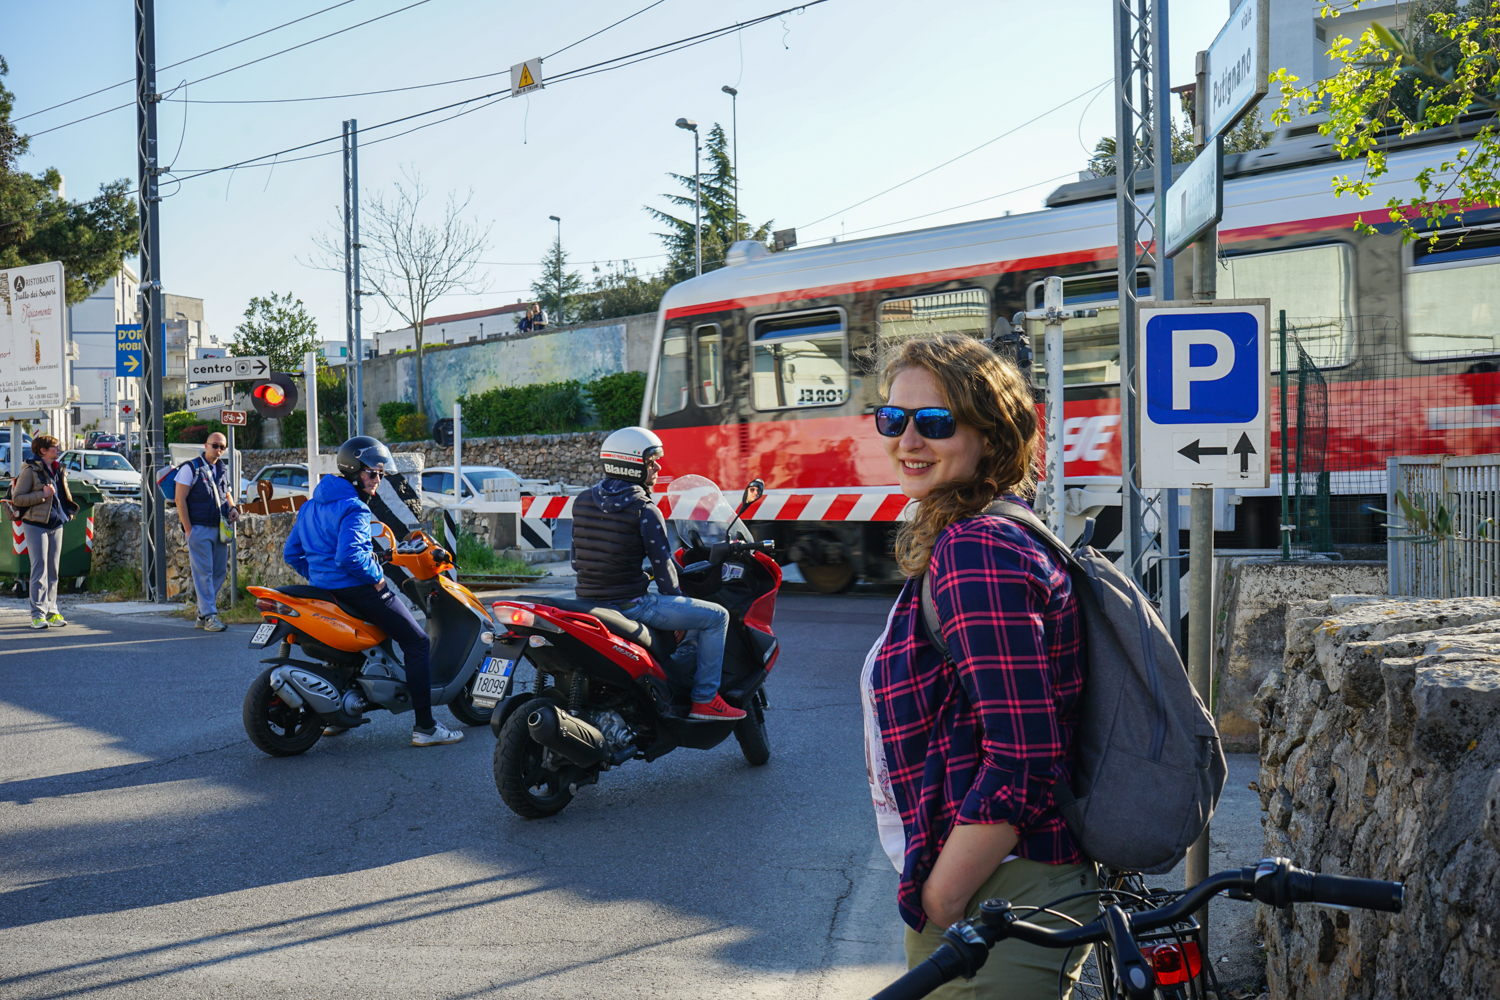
[871,503,1086,930]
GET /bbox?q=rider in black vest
[570,427,744,722]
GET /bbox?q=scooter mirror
[740,479,764,511]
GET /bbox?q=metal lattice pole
[135,0,167,602]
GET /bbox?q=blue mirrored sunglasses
[874,406,956,440]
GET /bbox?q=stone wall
[1215,559,1388,751]
[1254,595,1500,999]
[239,430,609,488]
[91,499,304,604]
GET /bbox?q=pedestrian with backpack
[859,334,1098,999]
[173,432,238,631]
[10,434,78,629]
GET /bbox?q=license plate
[473,657,515,703]
[249,623,276,648]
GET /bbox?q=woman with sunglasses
[860,333,1097,998]
[12,434,79,629]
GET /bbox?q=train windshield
[667,474,753,545]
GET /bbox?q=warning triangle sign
[517,63,535,89]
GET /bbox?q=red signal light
[250,372,298,419]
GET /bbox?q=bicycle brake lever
[1101,904,1155,1000]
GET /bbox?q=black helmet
[336,436,393,482]
[599,426,664,485]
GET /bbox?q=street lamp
[675,117,701,276]
[548,214,562,324]
[721,86,738,242]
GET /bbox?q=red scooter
[482,476,781,818]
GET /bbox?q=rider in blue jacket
[283,436,463,747]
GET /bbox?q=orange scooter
[241,523,497,756]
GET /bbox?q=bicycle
[869,857,1404,1000]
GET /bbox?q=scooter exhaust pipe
[527,704,609,768]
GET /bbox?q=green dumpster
[0,476,104,595]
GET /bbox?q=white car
[243,463,310,503]
[418,465,526,509]
[60,449,142,500]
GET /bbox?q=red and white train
[636,119,1500,591]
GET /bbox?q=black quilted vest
[571,482,650,602]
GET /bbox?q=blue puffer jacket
[283,475,384,590]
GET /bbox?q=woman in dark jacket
[861,334,1097,999]
[12,434,78,629]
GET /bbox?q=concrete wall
[356,311,657,426]
[1215,558,1388,751]
[1255,594,1500,999]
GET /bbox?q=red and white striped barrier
[518,491,913,522]
[11,520,25,556]
[86,515,94,552]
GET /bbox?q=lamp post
[548,214,562,324]
[721,86,739,242]
[675,117,701,276]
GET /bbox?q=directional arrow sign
[1138,299,1269,488]
[187,355,270,383]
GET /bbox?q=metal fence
[1386,454,1500,598]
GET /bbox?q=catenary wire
[13,0,363,122]
[798,77,1111,230]
[22,0,439,137]
[542,0,669,60]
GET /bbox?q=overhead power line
[13,0,363,122]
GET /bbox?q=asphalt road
[0,585,1266,999]
[0,589,906,1000]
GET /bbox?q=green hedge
[165,409,226,444]
[377,401,416,439]
[459,371,647,438]
[280,411,341,449]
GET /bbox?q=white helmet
[600,426,664,485]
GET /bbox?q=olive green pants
[904,857,1100,1000]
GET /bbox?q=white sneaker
[412,723,464,747]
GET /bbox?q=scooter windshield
[666,475,752,545]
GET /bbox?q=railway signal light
[250,372,299,419]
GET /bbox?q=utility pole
[342,119,364,439]
[722,86,739,241]
[135,0,167,602]
[549,215,562,323]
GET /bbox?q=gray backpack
[920,500,1226,874]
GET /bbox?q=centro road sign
[1138,299,1270,489]
[187,382,227,412]
[1206,0,1269,138]
[187,355,269,383]
[220,409,247,426]
[1163,136,1223,258]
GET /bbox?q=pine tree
[530,238,585,325]
[646,123,773,283]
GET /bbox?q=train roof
[658,117,1492,316]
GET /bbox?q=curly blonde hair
[881,334,1039,577]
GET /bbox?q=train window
[654,326,691,416]
[877,289,989,342]
[1024,271,1151,386]
[1220,244,1353,367]
[1405,227,1500,360]
[695,324,723,406]
[750,309,848,410]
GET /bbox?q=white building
[1258,0,1411,119]
[67,264,140,434]
[371,302,535,356]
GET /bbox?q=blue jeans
[187,524,229,617]
[618,592,729,704]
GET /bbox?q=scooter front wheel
[733,697,770,766]
[494,698,575,818]
[243,667,324,757]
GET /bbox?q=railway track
[458,573,550,588]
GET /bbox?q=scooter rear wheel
[733,697,770,766]
[494,698,575,818]
[448,690,493,728]
[243,667,324,757]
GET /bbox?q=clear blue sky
[6,0,1233,344]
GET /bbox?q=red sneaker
[689,694,746,722]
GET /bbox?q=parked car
[418,465,523,509]
[243,463,309,503]
[60,449,143,500]
[0,442,36,466]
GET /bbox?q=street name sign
[1138,299,1270,489]
[0,260,67,414]
[1207,0,1270,138]
[187,355,269,383]
[187,382,228,412]
[220,409,247,426]
[1163,137,1223,258]
[511,58,542,96]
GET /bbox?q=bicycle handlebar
[869,858,1402,1000]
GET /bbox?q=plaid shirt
[871,502,1086,930]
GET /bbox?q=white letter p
[1172,329,1235,410]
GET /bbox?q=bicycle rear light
[1142,941,1202,985]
